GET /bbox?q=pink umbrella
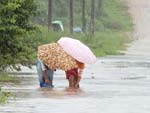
[57,37,96,64]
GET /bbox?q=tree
[69,0,73,33]
[48,0,52,29]
[0,0,36,71]
[90,0,95,34]
[82,0,86,32]
[98,0,102,17]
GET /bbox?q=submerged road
[0,56,150,113]
[1,0,150,113]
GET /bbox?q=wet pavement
[1,0,150,113]
[0,55,150,113]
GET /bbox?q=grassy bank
[0,73,20,83]
[31,28,130,57]
[0,91,11,105]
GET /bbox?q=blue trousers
[36,59,54,88]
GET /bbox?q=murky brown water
[1,55,150,113]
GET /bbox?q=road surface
[0,0,150,113]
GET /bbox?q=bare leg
[74,76,81,88]
[68,75,74,88]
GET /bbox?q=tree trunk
[98,0,102,17]
[82,0,86,32]
[90,0,95,34]
[48,0,52,29]
[69,0,73,33]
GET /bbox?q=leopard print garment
[38,43,78,71]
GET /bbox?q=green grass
[75,31,130,56]
[0,73,18,104]
[100,0,133,31]
[0,90,11,105]
[29,27,131,59]
[0,73,20,83]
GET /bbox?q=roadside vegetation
[0,73,20,83]
[0,73,19,105]
[29,0,132,57]
[0,90,11,105]
[29,27,130,57]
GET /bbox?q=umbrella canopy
[38,43,78,71]
[57,37,96,64]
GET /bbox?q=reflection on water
[1,56,150,113]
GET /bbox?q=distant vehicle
[73,27,82,33]
[52,20,64,32]
[52,20,82,33]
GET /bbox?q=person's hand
[74,76,81,88]
[74,83,79,88]
[45,79,50,84]
[78,69,83,77]
[42,70,51,84]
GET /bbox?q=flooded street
[0,55,150,113]
[1,0,150,113]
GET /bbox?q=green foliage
[0,86,11,105]
[99,0,133,31]
[0,73,20,83]
[34,0,132,32]
[0,73,18,104]
[29,0,132,59]
[0,0,37,70]
[64,31,129,56]
[28,26,130,61]
[0,91,11,105]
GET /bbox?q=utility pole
[98,0,102,17]
[69,0,73,33]
[48,0,52,29]
[90,0,95,34]
[82,0,86,32]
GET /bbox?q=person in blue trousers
[36,59,54,88]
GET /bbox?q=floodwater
[1,55,150,113]
[1,0,150,112]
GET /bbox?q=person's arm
[39,59,50,84]
[42,70,50,84]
